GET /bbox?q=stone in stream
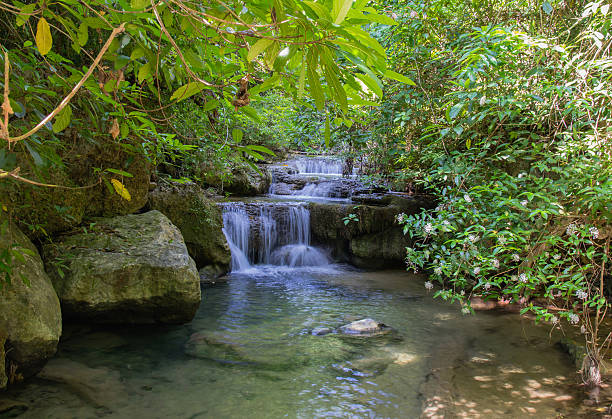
[43,210,201,324]
[0,217,62,380]
[338,318,391,337]
[37,359,126,409]
[311,327,332,336]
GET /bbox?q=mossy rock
[43,210,200,324]
[0,217,62,379]
[147,181,230,270]
[63,136,151,217]
[0,152,86,241]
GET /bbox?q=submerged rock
[38,359,126,408]
[0,398,28,416]
[0,219,62,379]
[43,210,201,324]
[338,318,391,337]
[148,181,231,271]
[311,327,332,336]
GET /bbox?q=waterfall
[293,157,343,175]
[221,202,330,271]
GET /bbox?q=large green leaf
[247,38,274,62]
[170,81,207,102]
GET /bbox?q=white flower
[589,226,599,239]
[410,10,418,18]
[511,275,518,282]
[497,236,507,245]
[479,95,487,106]
[566,223,578,236]
[518,273,528,283]
[434,266,442,275]
[551,315,559,325]
[473,267,481,275]
[484,283,491,290]
[512,253,520,262]
[461,306,470,314]
[395,213,406,223]
[460,290,465,296]
[424,223,434,234]
[442,220,451,226]
[553,254,561,260]
[575,290,588,300]
[569,313,579,325]
[520,200,528,206]
[424,281,433,290]
[581,325,587,334]
[518,172,527,179]
[464,194,472,203]
[468,234,478,243]
[491,258,500,269]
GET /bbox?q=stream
[4,157,587,418]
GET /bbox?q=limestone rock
[0,219,61,378]
[43,210,201,324]
[225,165,272,196]
[147,181,230,270]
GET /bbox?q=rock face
[225,165,272,196]
[147,182,231,271]
[0,219,62,379]
[309,195,435,268]
[43,210,201,324]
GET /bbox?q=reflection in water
[5,269,585,418]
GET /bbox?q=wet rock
[38,359,125,408]
[338,318,391,337]
[43,210,201,324]
[311,327,332,336]
[199,266,228,286]
[185,332,246,362]
[148,181,231,270]
[0,334,6,390]
[0,398,28,416]
[0,218,62,379]
[557,338,587,369]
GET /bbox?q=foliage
[386,0,611,384]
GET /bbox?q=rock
[0,218,61,379]
[338,318,390,337]
[185,331,247,362]
[199,266,228,286]
[43,210,201,324]
[147,181,231,270]
[0,398,28,416]
[311,327,332,336]
[0,334,6,390]
[38,359,126,408]
[557,338,587,369]
[203,164,272,196]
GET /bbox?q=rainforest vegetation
[0,0,610,395]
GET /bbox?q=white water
[293,157,343,175]
[221,202,330,271]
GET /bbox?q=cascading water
[221,202,330,271]
[293,157,343,175]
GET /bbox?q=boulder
[43,210,201,324]
[338,318,391,337]
[147,181,231,271]
[0,219,62,379]
[311,327,332,336]
[225,165,272,196]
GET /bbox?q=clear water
[7,267,583,418]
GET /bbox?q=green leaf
[78,23,88,46]
[297,60,306,99]
[202,100,219,112]
[170,81,207,102]
[24,141,43,166]
[17,4,36,27]
[52,106,72,133]
[138,62,152,83]
[105,168,133,178]
[307,53,325,111]
[36,18,53,56]
[356,73,383,98]
[246,145,275,156]
[542,1,553,15]
[247,38,274,62]
[333,0,353,24]
[232,128,243,143]
[448,103,464,121]
[131,0,149,10]
[384,70,416,86]
[324,65,348,113]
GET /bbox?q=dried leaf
[110,118,120,139]
[110,179,131,201]
[36,18,52,56]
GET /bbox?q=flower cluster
[395,213,407,223]
[423,223,434,235]
[491,258,500,269]
[589,226,599,239]
[569,313,579,325]
[518,273,528,283]
[575,289,588,300]
[464,194,472,203]
[424,281,433,290]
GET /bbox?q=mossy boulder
[0,152,87,241]
[147,181,230,271]
[43,210,201,324]
[309,195,435,268]
[0,218,62,379]
[64,137,151,217]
